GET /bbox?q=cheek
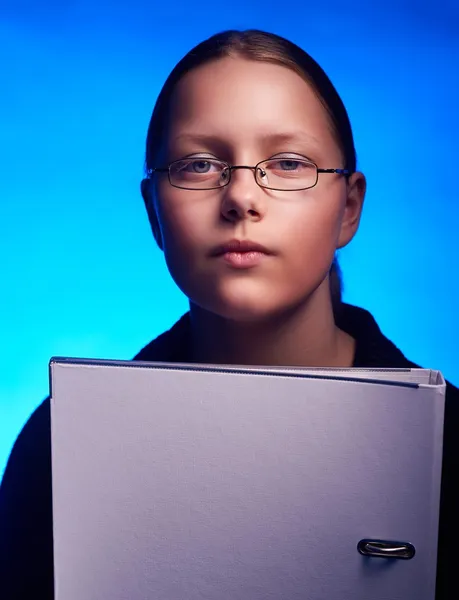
[258,191,346,307]
[275,190,345,260]
[155,193,214,271]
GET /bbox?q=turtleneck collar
[134,303,417,370]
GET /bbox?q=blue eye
[265,158,315,175]
[187,160,212,173]
[277,159,302,171]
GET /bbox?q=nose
[220,166,266,223]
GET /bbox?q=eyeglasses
[146,157,350,191]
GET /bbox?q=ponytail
[330,256,343,318]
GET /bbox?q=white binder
[50,358,446,600]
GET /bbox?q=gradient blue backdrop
[1,0,458,477]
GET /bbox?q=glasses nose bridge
[226,164,261,187]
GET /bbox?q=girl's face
[147,57,365,322]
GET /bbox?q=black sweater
[1,304,457,599]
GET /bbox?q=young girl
[1,29,457,600]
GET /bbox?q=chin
[183,276,316,325]
[195,295,295,325]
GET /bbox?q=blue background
[1,0,458,477]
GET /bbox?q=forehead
[166,57,338,158]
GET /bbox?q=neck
[189,282,355,368]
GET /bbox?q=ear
[141,178,164,251]
[337,171,366,249]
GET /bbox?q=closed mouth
[211,239,272,256]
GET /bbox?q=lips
[210,239,272,256]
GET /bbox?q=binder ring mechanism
[357,539,416,560]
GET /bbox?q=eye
[170,157,226,185]
[176,158,224,175]
[264,156,315,176]
[185,159,213,174]
[268,158,313,172]
[277,159,302,171]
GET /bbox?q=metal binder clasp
[357,539,416,559]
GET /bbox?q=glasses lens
[169,158,227,189]
[257,158,317,190]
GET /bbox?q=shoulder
[0,397,53,597]
[338,303,418,368]
[339,301,458,408]
[0,398,52,516]
[134,312,192,363]
[1,397,51,490]
[446,379,459,400]
[443,380,459,478]
[0,397,52,540]
[1,311,192,482]
[443,379,459,451]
